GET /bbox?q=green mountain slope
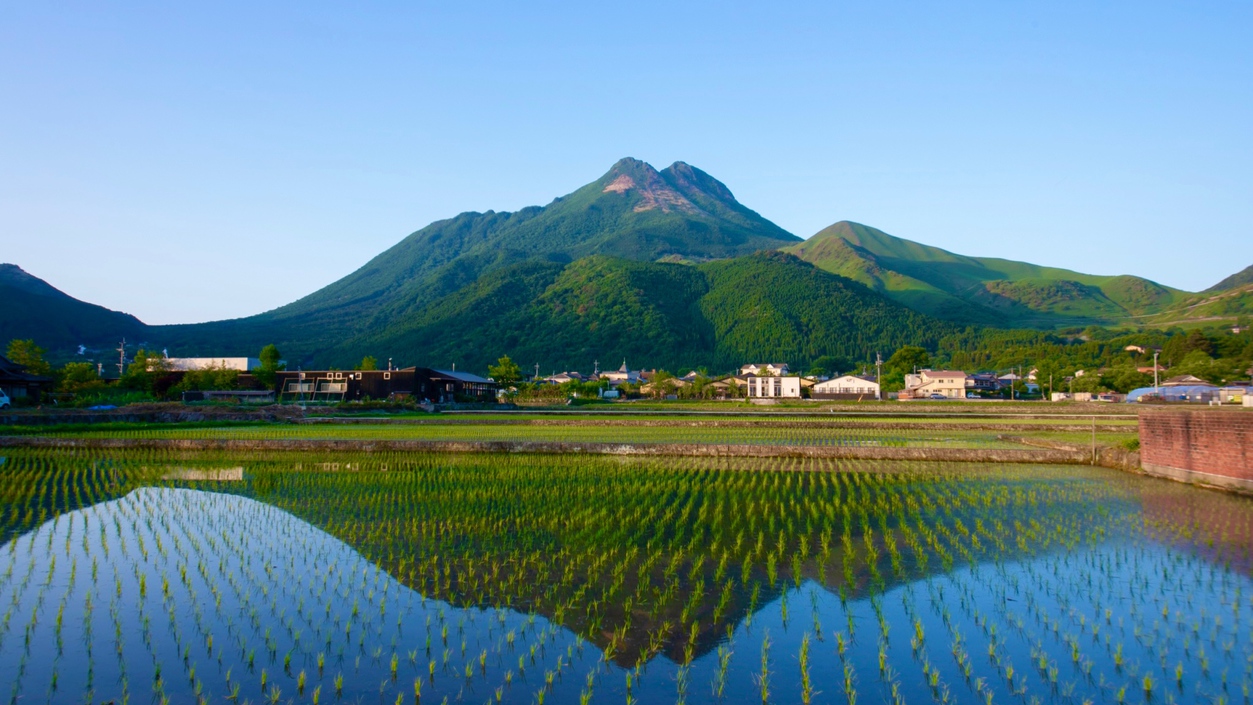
[1135,283,1253,328]
[330,252,950,373]
[1205,265,1253,293]
[0,264,148,354]
[152,158,800,360]
[784,221,1185,328]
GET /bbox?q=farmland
[0,412,1141,451]
[1,446,1251,704]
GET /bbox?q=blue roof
[1126,385,1220,403]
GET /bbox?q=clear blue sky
[3,2,1250,324]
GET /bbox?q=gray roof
[432,369,493,384]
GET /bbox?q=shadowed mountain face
[0,263,148,353]
[784,221,1187,328]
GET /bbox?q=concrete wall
[1139,410,1253,493]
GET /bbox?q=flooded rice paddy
[1,449,1250,704]
[1,422,1138,449]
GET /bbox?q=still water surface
[0,452,1250,704]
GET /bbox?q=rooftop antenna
[116,338,127,378]
[388,357,393,371]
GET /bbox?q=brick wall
[1139,410,1253,492]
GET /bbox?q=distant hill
[1205,265,1253,293]
[0,264,148,355]
[784,221,1186,328]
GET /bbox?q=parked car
[0,390,10,409]
[929,393,948,400]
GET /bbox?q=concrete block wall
[1139,410,1253,493]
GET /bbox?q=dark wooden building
[274,367,497,403]
[0,354,55,402]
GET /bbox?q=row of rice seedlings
[34,421,1019,448]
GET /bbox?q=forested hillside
[332,252,949,373]
[0,264,148,352]
[785,221,1185,328]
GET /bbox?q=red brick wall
[1140,410,1253,482]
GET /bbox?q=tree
[6,339,51,376]
[58,362,105,395]
[885,346,930,376]
[808,355,851,378]
[488,356,522,386]
[255,344,285,388]
[355,356,378,371]
[121,349,170,393]
[1184,330,1215,357]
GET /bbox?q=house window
[335,372,343,380]
[384,372,391,380]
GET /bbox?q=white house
[904,370,969,399]
[743,374,801,399]
[740,363,790,376]
[812,374,880,399]
[599,360,642,386]
[165,357,261,372]
[543,371,585,385]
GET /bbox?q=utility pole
[388,357,393,371]
[1153,350,1160,394]
[875,352,883,401]
[116,339,127,378]
[534,363,540,381]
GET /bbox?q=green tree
[885,346,930,376]
[355,356,378,371]
[58,362,105,395]
[1184,330,1215,357]
[121,349,170,393]
[255,344,285,387]
[488,356,522,386]
[6,339,52,376]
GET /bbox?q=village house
[965,373,1000,394]
[0,354,54,402]
[275,367,497,403]
[599,360,642,386]
[740,363,789,376]
[904,370,969,399]
[164,357,261,371]
[542,371,585,385]
[741,373,802,399]
[811,374,880,400]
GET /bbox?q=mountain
[336,251,950,372]
[0,264,148,354]
[784,221,1186,328]
[151,158,802,361]
[1205,265,1253,293]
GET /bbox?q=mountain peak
[599,158,701,214]
[0,263,68,298]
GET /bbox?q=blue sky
[2,2,1250,324]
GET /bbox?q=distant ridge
[784,221,1186,328]
[1205,264,1253,293]
[4,162,1243,368]
[0,264,148,353]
